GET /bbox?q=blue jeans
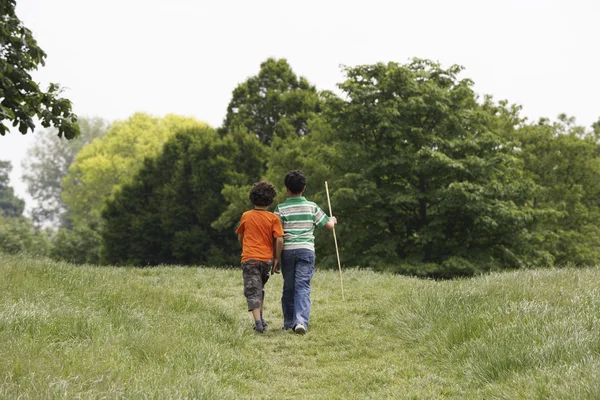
[281,249,315,329]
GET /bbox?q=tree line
[2,57,600,277]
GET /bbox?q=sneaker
[293,324,307,335]
[261,320,269,329]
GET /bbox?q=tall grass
[1,253,599,399]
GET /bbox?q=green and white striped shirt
[274,196,330,251]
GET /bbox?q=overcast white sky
[1,0,599,211]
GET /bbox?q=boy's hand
[271,258,281,275]
[324,216,338,231]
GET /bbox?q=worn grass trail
[1,253,599,399]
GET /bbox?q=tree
[0,160,24,217]
[221,58,321,145]
[260,107,344,266]
[62,113,208,226]
[215,58,328,237]
[0,0,79,138]
[22,117,109,227]
[55,113,206,264]
[49,222,102,264]
[0,159,48,255]
[0,212,50,255]
[102,127,265,266]
[325,60,548,277]
[512,115,600,265]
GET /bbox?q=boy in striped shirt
[273,170,337,334]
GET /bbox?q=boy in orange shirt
[236,181,284,333]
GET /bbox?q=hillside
[1,253,599,399]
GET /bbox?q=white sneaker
[294,324,307,334]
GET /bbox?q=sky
[1,0,599,213]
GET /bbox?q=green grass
[1,253,600,399]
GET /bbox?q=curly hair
[284,170,306,195]
[249,181,277,207]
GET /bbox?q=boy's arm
[271,216,285,274]
[272,236,284,274]
[324,216,337,231]
[315,205,337,231]
[236,216,245,249]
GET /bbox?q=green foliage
[263,110,344,265]
[324,60,549,276]
[18,56,597,275]
[0,0,79,138]
[22,117,109,227]
[512,115,600,265]
[0,213,50,255]
[214,113,339,239]
[0,160,24,217]
[221,58,321,145]
[102,127,266,266]
[217,58,332,231]
[62,113,207,226]
[56,113,207,264]
[0,160,46,255]
[50,223,102,264]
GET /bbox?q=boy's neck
[254,206,268,210]
[287,187,306,198]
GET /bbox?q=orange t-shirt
[236,210,284,262]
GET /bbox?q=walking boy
[236,181,284,333]
[273,170,337,334]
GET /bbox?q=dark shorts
[242,259,271,310]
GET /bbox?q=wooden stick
[325,181,345,302]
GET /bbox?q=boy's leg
[280,250,296,329]
[260,261,270,328]
[259,300,267,328]
[293,249,315,329]
[251,308,261,322]
[242,261,265,332]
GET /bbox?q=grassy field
[1,253,600,399]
